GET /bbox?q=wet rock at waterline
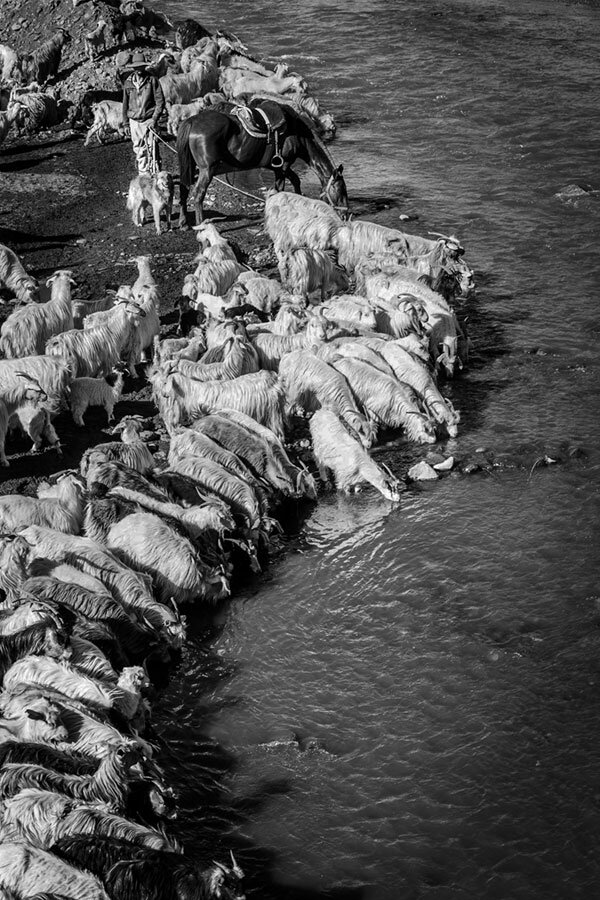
[407,461,439,481]
[407,443,586,482]
[554,183,598,205]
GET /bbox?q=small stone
[407,461,439,481]
[433,456,454,472]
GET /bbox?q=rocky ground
[2,0,171,108]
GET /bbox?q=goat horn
[230,851,244,877]
[14,372,46,395]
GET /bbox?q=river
[154,1,600,896]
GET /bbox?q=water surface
[155,2,600,896]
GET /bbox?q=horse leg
[274,161,302,195]
[178,181,190,229]
[273,167,286,192]
[190,170,212,225]
[286,167,302,194]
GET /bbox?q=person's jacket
[122,73,165,125]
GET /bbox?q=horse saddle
[232,100,286,141]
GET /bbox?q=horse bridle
[320,172,349,215]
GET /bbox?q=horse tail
[177,117,197,189]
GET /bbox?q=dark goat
[0,740,97,775]
[19,29,71,85]
[118,2,172,39]
[84,460,172,504]
[22,575,161,663]
[84,492,141,544]
[152,470,217,507]
[125,778,178,825]
[223,303,269,322]
[176,297,200,337]
[418,268,462,303]
[52,836,245,900]
[175,18,212,49]
[0,745,141,807]
[0,623,69,679]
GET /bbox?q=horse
[176,102,349,227]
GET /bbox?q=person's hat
[124,51,149,70]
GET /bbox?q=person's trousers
[129,118,160,174]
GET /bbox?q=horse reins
[148,127,346,212]
[149,127,265,204]
[320,172,349,215]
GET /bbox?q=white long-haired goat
[0,243,38,304]
[152,369,287,438]
[330,355,437,444]
[264,191,342,254]
[0,842,111,900]
[279,348,375,448]
[0,473,85,535]
[69,369,125,426]
[107,511,230,606]
[310,408,402,501]
[0,269,75,359]
[276,246,348,300]
[45,302,145,377]
[249,311,330,370]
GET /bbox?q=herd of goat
[0,199,474,896]
[0,4,475,897]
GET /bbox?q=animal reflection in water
[176,102,349,226]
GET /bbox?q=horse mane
[305,119,335,167]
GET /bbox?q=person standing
[121,51,165,175]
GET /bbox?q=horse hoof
[179,222,190,231]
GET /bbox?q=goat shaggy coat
[192,413,302,496]
[69,372,125,426]
[330,355,437,444]
[249,313,330,371]
[107,511,230,605]
[0,475,84,535]
[0,787,179,852]
[359,336,460,435]
[310,409,401,500]
[218,408,317,499]
[84,100,129,146]
[16,525,185,647]
[0,269,75,358]
[19,28,71,85]
[0,841,112,900]
[154,369,287,439]
[264,190,342,254]
[0,243,38,303]
[276,246,348,299]
[279,349,375,448]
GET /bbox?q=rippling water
[155,1,600,896]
